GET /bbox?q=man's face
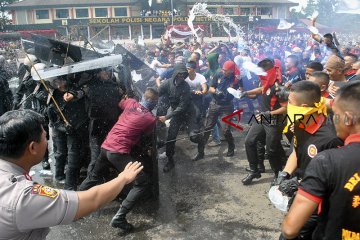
[99,70,110,81]
[324,37,332,46]
[222,68,233,77]
[325,67,343,81]
[187,67,195,75]
[332,99,350,140]
[285,58,295,71]
[344,56,356,70]
[288,91,302,107]
[305,68,315,80]
[175,72,187,84]
[190,53,198,62]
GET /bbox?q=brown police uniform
[298,133,360,239]
[0,159,78,240]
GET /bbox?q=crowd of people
[0,14,360,239]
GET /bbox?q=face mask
[140,97,157,111]
[283,97,327,133]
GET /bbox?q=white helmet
[31,63,46,80]
[23,54,38,67]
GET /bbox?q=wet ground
[31,110,287,240]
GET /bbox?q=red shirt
[101,98,156,154]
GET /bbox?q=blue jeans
[212,119,221,143]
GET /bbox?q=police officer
[47,76,89,189]
[282,81,360,239]
[274,81,343,239]
[0,109,142,240]
[158,63,205,172]
[0,55,13,116]
[83,68,123,173]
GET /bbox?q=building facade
[6,0,298,40]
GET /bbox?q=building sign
[89,16,213,25]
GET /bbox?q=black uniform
[0,69,13,116]
[48,87,89,190]
[298,135,360,239]
[158,64,204,169]
[200,71,239,156]
[13,67,36,110]
[84,76,122,173]
[243,82,287,185]
[279,117,343,240]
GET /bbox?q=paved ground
[32,113,287,240]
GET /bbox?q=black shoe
[242,171,261,185]
[226,149,235,157]
[246,165,265,173]
[110,217,134,233]
[163,161,175,173]
[42,160,50,170]
[258,164,265,173]
[192,152,204,161]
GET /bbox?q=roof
[183,0,298,5]
[7,0,140,10]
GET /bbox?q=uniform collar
[344,133,360,146]
[299,114,325,135]
[0,159,27,176]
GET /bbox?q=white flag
[277,19,294,30]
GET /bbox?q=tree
[0,0,17,32]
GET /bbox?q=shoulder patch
[31,184,60,198]
[307,144,318,158]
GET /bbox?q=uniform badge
[266,88,271,96]
[307,144,318,158]
[31,184,60,198]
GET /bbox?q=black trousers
[79,148,150,212]
[166,105,204,159]
[201,101,235,152]
[87,118,116,174]
[244,120,285,174]
[53,123,88,190]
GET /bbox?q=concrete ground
[32,113,287,240]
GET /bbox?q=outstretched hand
[119,161,143,184]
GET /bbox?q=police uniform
[293,115,343,178]
[0,159,78,240]
[279,116,343,240]
[298,133,360,239]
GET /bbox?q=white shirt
[185,73,207,91]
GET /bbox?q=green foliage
[0,0,17,31]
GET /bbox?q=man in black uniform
[199,60,240,158]
[158,63,204,172]
[47,76,89,189]
[241,59,287,185]
[83,69,122,173]
[275,81,343,240]
[282,81,360,239]
[0,58,13,116]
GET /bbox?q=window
[224,8,234,15]
[114,7,127,17]
[258,7,272,16]
[240,8,250,16]
[207,8,217,14]
[95,8,108,18]
[56,9,69,19]
[75,8,89,18]
[35,10,49,19]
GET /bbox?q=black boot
[258,159,265,173]
[110,206,134,233]
[242,166,261,185]
[225,133,235,157]
[192,152,204,161]
[163,158,175,173]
